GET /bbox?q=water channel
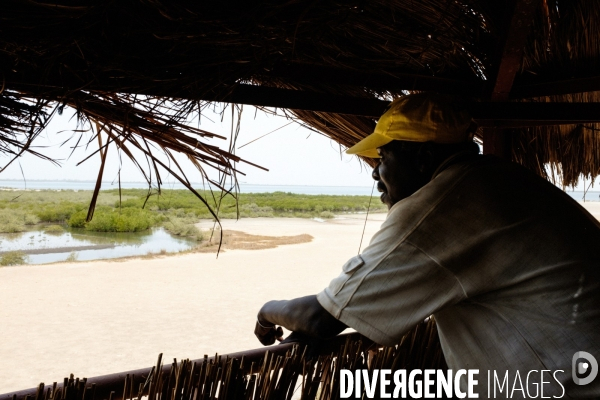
[0,227,198,264]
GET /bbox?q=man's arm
[255,295,347,345]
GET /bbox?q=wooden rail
[0,332,372,400]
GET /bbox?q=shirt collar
[431,150,478,180]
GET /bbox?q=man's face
[372,142,427,209]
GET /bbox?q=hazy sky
[1,104,596,191]
[0,105,375,188]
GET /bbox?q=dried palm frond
[510,91,600,188]
[2,0,600,196]
[0,86,267,249]
[508,1,600,187]
[0,0,491,197]
[0,90,58,172]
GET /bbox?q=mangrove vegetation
[0,189,385,235]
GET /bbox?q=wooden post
[482,128,510,158]
[483,0,539,158]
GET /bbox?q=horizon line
[0,179,375,188]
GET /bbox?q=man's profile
[254,93,600,398]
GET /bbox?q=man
[254,93,600,398]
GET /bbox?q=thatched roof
[2,0,600,204]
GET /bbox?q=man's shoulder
[429,154,596,231]
[387,154,569,228]
[439,154,530,178]
[435,154,553,196]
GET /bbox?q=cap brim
[346,132,393,158]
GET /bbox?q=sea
[0,180,377,196]
[0,179,599,201]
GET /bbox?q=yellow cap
[346,93,473,158]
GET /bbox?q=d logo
[572,351,598,386]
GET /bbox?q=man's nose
[372,163,381,181]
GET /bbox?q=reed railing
[1,319,444,400]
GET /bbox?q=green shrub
[65,252,78,262]
[68,211,87,228]
[23,214,39,225]
[163,218,202,238]
[162,210,203,240]
[0,251,28,266]
[238,203,274,218]
[68,207,156,232]
[168,208,187,218]
[0,189,386,229]
[84,208,156,232]
[320,211,335,219]
[0,222,25,233]
[36,202,83,223]
[44,224,64,234]
[105,188,386,217]
[0,209,39,232]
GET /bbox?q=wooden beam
[10,80,389,117]
[199,84,388,117]
[12,80,600,124]
[184,85,600,126]
[111,84,600,125]
[260,64,484,96]
[511,74,600,98]
[472,102,600,126]
[205,87,600,125]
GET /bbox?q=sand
[1,201,598,394]
[0,213,385,393]
[581,201,600,220]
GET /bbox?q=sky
[0,104,597,192]
[0,105,375,188]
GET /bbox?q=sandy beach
[582,201,600,220]
[0,213,385,393]
[1,201,599,393]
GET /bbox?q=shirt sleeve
[317,206,467,346]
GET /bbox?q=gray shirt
[317,155,600,398]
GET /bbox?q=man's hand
[280,331,310,344]
[281,332,322,360]
[254,296,346,346]
[254,319,284,346]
